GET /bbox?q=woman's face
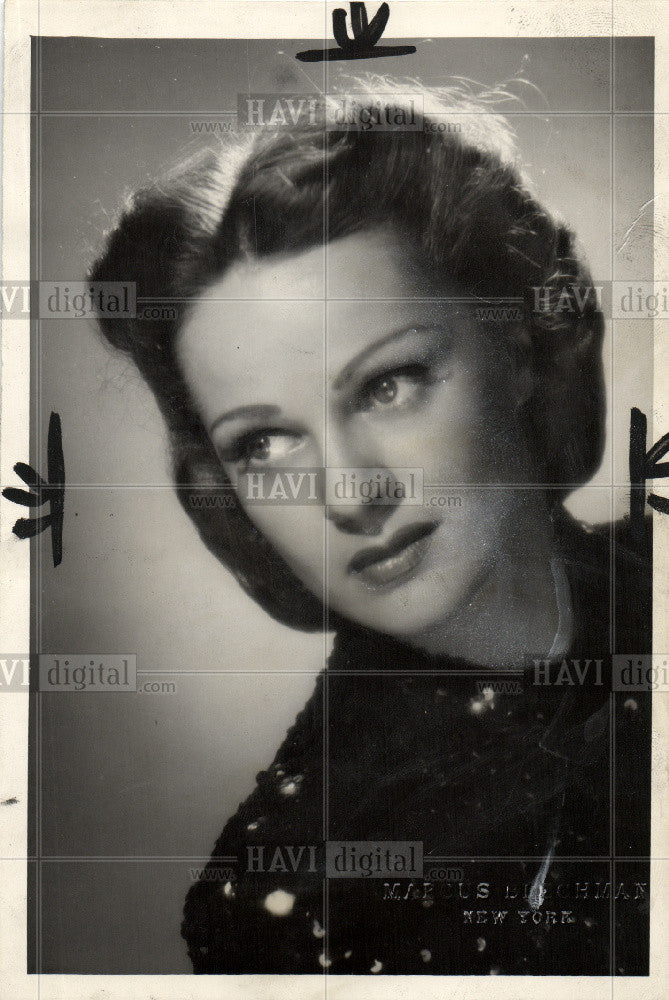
[178,228,536,642]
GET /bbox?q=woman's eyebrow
[332,324,440,392]
[209,404,282,436]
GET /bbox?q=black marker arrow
[2,411,65,566]
[629,406,669,537]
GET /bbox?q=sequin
[279,774,303,797]
[263,889,295,916]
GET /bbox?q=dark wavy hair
[88,80,605,631]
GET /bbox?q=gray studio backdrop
[29,36,652,972]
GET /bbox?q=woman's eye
[239,431,299,467]
[361,368,428,411]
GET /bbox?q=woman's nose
[322,427,402,536]
[325,496,396,537]
[324,466,403,536]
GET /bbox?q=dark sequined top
[182,511,652,975]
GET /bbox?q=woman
[89,81,651,975]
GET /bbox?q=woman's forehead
[178,291,463,399]
[178,228,466,362]
[176,228,477,417]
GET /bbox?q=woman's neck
[405,499,568,669]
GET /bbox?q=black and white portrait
[1,6,662,988]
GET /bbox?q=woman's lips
[348,521,439,589]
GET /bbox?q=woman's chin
[326,556,496,648]
[334,589,462,643]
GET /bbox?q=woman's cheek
[249,505,325,582]
[421,410,486,485]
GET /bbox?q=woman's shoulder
[181,675,326,971]
[556,508,652,654]
[554,507,652,604]
[201,673,326,854]
[556,507,652,568]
